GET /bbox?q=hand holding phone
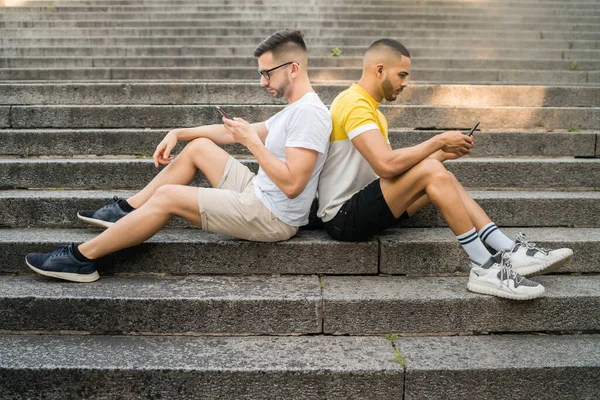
[216,106,232,120]
[465,121,480,136]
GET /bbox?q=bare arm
[224,118,318,199]
[152,122,268,167]
[351,129,473,179]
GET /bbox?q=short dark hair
[253,29,307,58]
[367,39,410,58]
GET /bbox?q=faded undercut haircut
[253,29,307,59]
[366,39,411,59]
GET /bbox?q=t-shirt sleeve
[285,105,332,155]
[265,114,275,131]
[342,97,379,140]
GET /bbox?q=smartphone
[465,121,480,136]
[216,106,232,120]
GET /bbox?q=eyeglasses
[258,61,297,80]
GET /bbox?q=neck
[357,77,383,103]
[285,76,315,104]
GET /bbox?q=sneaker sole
[77,213,114,229]
[467,281,545,300]
[513,251,573,277]
[25,257,100,283]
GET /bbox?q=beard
[268,76,290,98]
[382,77,400,101]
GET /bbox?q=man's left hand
[223,117,261,148]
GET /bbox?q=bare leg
[79,184,201,259]
[127,137,230,208]
[380,159,473,235]
[401,170,493,232]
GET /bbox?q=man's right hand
[439,130,473,156]
[153,130,178,168]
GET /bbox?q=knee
[417,159,450,184]
[184,137,217,156]
[148,184,179,212]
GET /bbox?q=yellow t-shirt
[317,83,389,222]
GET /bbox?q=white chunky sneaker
[507,233,573,277]
[467,251,545,300]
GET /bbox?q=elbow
[283,184,304,200]
[374,163,395,180]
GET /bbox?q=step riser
[1,228,598,275]
[0,275,322,334]
[3,84,599,107]
[1,68,595,84]
[1,193,598,228]
[3,105,598,130]
[2,58,600,70]
[1,44,594,60]
[0,335,402,400]
[1,24,598,40]
[2,130,596,157]
[1,276,597,334]
[323,276,600,334]
[1,34,598,50]
[1,159,598,190]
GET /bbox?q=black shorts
[323,179,409,242]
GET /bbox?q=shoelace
[514,232,550,255]
[97,195,121,210]
[49,245,70,259]
[498,252,524,285]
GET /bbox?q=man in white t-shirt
[25,30,332,283]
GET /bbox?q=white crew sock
[456,228,492,265]
[478,222,514,251]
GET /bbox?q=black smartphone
[465,121,480,136]
[216,106,232,120]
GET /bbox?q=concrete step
[0,334,402,400]
[3,56,600,71]
[18,0,600,5]
[1,32,599,51]
[1,333,597,400]
[2,129,596,157]
[1,189,598,229]
[397,334,600,400]
[3,83,598,107]
[323,275,600,334]
[0,274,598,334]
[4,82,599,106]
[2,43,597,61]
[3,4,600,15]
[0,274,322,334]
[2,104,598,130]
[1,157,598,190]
[2,10,599,24]
[1,227,598,276]
[2,67,596,84]
[1,23,598,41]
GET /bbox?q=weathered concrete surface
[323,275,600,334]
[379,227,600,275]
[0,275,322,334]
[3,83,599,107]
[0,229,378,275]
[1,189,598,229]
[0,335,403,400]
[400,335,600,400]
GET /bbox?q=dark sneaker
[25,244,99,283]
[467,251,545,300]
[78,196,131,229]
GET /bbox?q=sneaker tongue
[482,252,502,269]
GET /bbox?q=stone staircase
[1,0,599,399]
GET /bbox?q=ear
[290,62,300,77]
[376,63,384,76]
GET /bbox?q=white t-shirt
[253,92,331,226]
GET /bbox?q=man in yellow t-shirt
[317,39,572,301]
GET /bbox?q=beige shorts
[197,156,298,242]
